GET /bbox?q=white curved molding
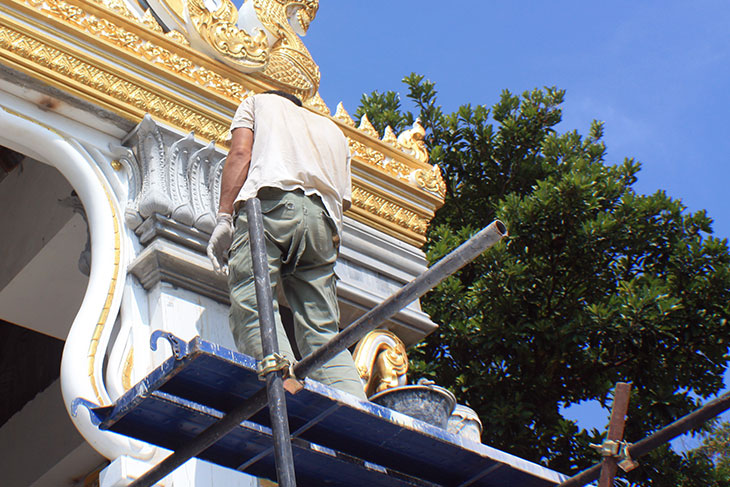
[0,107,161,463]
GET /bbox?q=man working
[207,90,366,400]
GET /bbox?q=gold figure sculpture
[353,330,409,398]
[252,0,321,99]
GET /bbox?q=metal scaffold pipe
[245,198,297,487]
[128,219,508,487]
[557,390,730,487]
[293,220,508,380]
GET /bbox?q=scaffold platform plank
[85,336,566,486]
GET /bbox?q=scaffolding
[76,198,562,487]
[73,198,730,486]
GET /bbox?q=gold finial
[358,114,379,139]
[334,102,356,127]
[305,92,331,115]
[382,126,398,147]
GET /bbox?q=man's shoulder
[304,109,346,140]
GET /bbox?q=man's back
[230,93,351,233]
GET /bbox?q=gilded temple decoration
[382,126,398,147]
[253,0,321,99]
[305,92,330,115]
[18,0,252,104]
[186,0,269,70]
[334,102,356,127]
[92,0,136,18]
[351,187,429,237]
[397,119,429,163]
[357,114,379,139]
[147,0,321,99]
[412,164,447,199]
[1,0,445,245]
[353,330,409,398]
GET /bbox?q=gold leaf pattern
[22,0,252,103]
[0,24,229,142]
[351,186,429,237]
[187,0,269,68]
[412,164,447,198]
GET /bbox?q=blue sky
[303,1,730,243]
[299,1,730,450]
[234,0,730,450]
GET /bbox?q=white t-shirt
[230,93,351,236]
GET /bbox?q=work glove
[207,212,234,275]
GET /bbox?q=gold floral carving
[187,0,269,69]
[21,0,251,103]
[92,0,136,19]
[349,138,414,182]
[140,8,164,34]
[253,0,321,99]
[412,164,447,198]
[0,24,230,142]
[351,186,429,236]
[165,29,189,46]
[353,330,409,398]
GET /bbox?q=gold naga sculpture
[353,329,409,398]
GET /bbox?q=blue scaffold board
[84,335,567,487]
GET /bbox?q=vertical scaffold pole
[598,382,631,487]
[245,197,297,487]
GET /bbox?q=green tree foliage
[356,74,730,484]
[354,90,414,135]
[693,420,730,481]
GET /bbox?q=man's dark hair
[263,90,303,107]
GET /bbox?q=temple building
[0,1,563,485]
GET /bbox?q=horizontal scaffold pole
[293,220,508,380]
[128,220,508,487]
[557,390,730,487]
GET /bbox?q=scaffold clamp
[258,353,291,379]
[589,439,639,472]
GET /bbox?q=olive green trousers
[228,188,366,400]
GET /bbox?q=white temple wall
[0,65,438,486]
